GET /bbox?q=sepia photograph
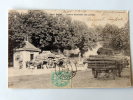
[8,10,131,88]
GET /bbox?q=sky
[10,9,128,28]
[45,10,128,28]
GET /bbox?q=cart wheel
[92,69,95,76]
[94,71,98,78]
[118,68,122,77]
[117,64,123,77]
[112,69,116,80]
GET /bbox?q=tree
[69,20,97,57]
[9,10,98,64]
[8,11,26,65]
[98,23,130,56]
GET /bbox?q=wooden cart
[84,55,126,79]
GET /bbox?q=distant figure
[19,59,23,69]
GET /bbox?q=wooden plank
[88,55,118,61]
[88,66,116,69]
[87,61,116,64]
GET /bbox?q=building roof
[15,41,41,52]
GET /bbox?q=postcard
[8,10,131,88]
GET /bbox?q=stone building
[13,41,41,69]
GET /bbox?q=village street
[8,67,131,88]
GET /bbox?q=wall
[13,51,24,68]
[13,51,39,68]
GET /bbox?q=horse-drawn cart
[84,55,128,79]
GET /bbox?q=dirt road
[8,67,131,88]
